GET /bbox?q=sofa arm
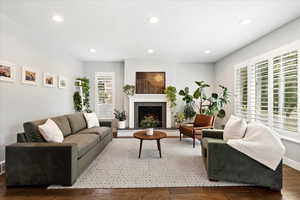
[17,132,27,143]
[99,120,112,127]
[6,143,78,186]
[202,129,224,139]
[206,141,282,190]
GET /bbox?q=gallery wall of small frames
[0,60,67,89]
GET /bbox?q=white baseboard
[0,160,5,175]
[283,157,300,171]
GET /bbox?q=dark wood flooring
[0,166,299,200]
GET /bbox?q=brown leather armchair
[179,114,215,148]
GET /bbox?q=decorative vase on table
[146,128,154,136]
[118,120,126,129]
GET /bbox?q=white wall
[0,14,83,161]
[214,17,300,164]
[124,58,215,121]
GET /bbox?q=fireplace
[134,102,166,128]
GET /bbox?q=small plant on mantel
[140,116,159,136]
[113,109,127,129]
[123,84,136,96]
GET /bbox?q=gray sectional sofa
[5,112,113,187]
[201,129,282,190]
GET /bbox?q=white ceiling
[1,0,300,63]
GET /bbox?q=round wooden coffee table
[133,130,167,158]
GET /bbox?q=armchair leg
[180,132,182,141]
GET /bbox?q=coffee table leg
[157,139,162,158]
[139,139,143,158]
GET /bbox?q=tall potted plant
[179,87,196,121]
[193,81,230,119]
[114,109,127,129]
[140,116,159,136]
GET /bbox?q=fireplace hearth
[134,102,166,128]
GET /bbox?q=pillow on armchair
[223,115,247,141]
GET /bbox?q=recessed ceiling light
[240,19,252,25]
[204,50,211,54]
[89,48,96,53]
[52,15,64,23]
[149,17,159,24]
[147,49,154,54]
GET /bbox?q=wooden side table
[133,130,167,158]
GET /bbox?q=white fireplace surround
[128,94,171,128]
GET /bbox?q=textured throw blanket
[227,122,286,170]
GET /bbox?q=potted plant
[140,116,159,136]
[123,84,135,96]
[164,85,177,110]
[174,112,185,128]
[178,87,196,121]
[113,109,127,129]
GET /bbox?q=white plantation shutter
[272,51,298,132]
[234,66,248,119]
[234,40,300,136]
[95,72,115,119]
[255,60,269,124]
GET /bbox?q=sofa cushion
[67,113,87,133]
[77,127,112,140]
[63,134,99,158]
[38,119,64,143]
[51,115,72,137]
[223,115,247,141]
[83,112,100,128]
[23,120,47,142]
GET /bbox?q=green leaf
[178,90,185,96]
[217,109,226,118]
[193,88,200,99]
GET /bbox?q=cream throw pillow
[223,115,247,141]
[84,112,99,128]
[38,119,64,143]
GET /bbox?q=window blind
[255,60,269,124]
[234,41,299,135]
[235,66,248,119]
[272,51,298,132]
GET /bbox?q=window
[95,72,115,119]
[235,66,248,118]
[235,41,300,135]
[255,60,269,124]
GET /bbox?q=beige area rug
[49,138,246,189]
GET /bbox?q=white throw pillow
[223,115,247,141]
[38,119,64,143]
[84,112,99,128]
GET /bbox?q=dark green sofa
[5,112,113,187]
[201,129,283,191]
